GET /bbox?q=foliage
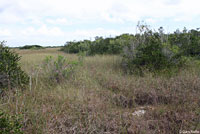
[0,110,23,134]
[0,41,29,94]
[61,34,135,55]
[61,25,200,60]
[1,48,200,133]
[88,35,133,55]
[19,45,44,50]
[61,40,91,54]
[42,55,80,83]
[60,24,200,75]
[122,24,183,74]
[168,28,200,57]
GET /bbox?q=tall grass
[0,48,200,133]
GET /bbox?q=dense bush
[61,25,200,58]
[0,110,23,134]
[168,28,200,57]
[0,41,29,94]
[61,34,135,55]
[122,25,183,74]
[88,36,132,55]
[61,40,91,54]
[42,55,80,83]
[19,45,44,50]
[61,24,200,74]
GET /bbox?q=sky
[0,0,200,47]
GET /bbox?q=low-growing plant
[0,41,29,94]
[0,110,23,134]
[42,55,79,83]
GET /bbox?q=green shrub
[0,41,29,94]
[122,24,183,75]
[42,55,79,83]
[0,110,23,134]
[61,40,91,54]
[61,24,200,59]
[61,34,135,55]
[168,28,200,57]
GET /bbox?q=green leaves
[42,55,80,83]
[0,41,29,93]
[0,111,23,134]
[169,28,200,57]
[122,25,183,75]
[61,34,135,55]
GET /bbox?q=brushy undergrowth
[0,41,29,95]
[122,24,186,75]
[41,55,80,83]
[0,37,200,134]
[61,23,200,77]
[0,110,23,134]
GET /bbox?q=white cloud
[21,25,64,36]
[46,18,72,25]
[1,0,200,24]
[0,11,22,24]
[29,18,44,25]
[0,28,12,36]
[1,0,200,46]
[73,28,121,39]
[146,18,156,24]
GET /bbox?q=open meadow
[1,47,200,134]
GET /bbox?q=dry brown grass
[1,48,200,134]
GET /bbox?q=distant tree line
[61,34,135,55]
[19,45,44,50]
[61,27,200,58]
[61,25,200,73]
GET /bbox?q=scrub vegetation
[0,24,200,133]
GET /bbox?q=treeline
[61,34,135,55]
[61,25,200,74]
[61,27,200,57]
[168,28,200,57]
[19,45,44,50]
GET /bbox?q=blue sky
[0,0,200,47]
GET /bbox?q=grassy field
[1,48,200,133]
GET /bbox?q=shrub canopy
[0,41,29,93]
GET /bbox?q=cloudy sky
[0,0,200,47]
